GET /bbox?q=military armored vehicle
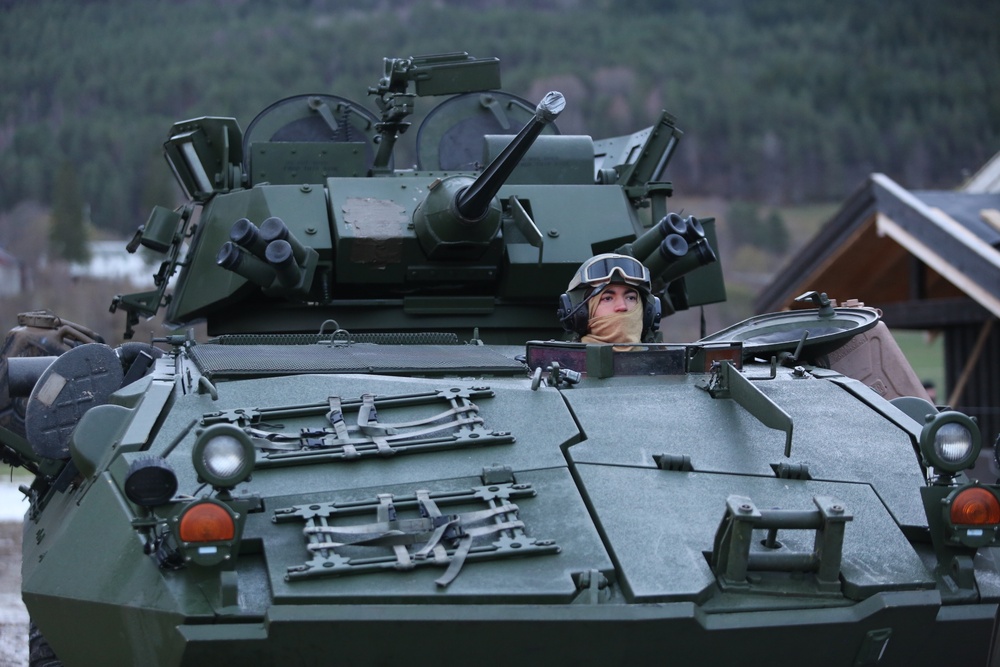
[2,53,998,666]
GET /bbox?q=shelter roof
[755,173,1000,328]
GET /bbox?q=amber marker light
[943,484,1000,548]
[179,501,236,543]
[950,487,1000,526]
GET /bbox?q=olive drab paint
[1,53,997,666]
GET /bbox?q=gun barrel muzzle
[229,218,269,259]
[623,213,687,261]
[265,240,304,288]
[642,234,689,280]
[217,241,277,288]
[260,217,308,265]
[680,215,705,243]
[659,238,717,284]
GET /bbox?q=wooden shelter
[755,171,1000,448]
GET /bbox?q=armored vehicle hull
[15,337,1000,666]
[3,53,998,666]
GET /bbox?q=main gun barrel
[412,91,565,260]
[454,91,565,221]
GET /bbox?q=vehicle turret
[111,52,724,342]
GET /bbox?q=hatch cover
[576,464,934,604]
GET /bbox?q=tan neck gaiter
[580,296,643,345]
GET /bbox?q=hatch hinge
[571,569,611,604]
[530,361,583,390]
[653,453,694,472]
[482,464,515,484]
[771,461,812,480]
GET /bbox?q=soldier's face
[592,285,640,319]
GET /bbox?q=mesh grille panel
[188,343,526,378]
[211,332,460,345]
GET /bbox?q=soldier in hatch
[558,253,661,345]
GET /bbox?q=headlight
[919,411,981,473]
[935,423,974,465]
[192,424,255,490]
[124,456,178,508]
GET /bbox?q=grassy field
[891,329,945,398]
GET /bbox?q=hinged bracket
[701,361,794,457]
[711,494,852,594]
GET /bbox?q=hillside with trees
[0,0,997,342]
[1,0,997,232]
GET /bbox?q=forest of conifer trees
[1,0,996,239]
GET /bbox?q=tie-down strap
[202,387,514,466]
[275,482,560,587]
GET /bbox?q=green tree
[764,210,789,255]
[140,151,182,215]
[727,202,789,254]
[49,161,90,263]
[726,201,761,249]
[1,0,998,216]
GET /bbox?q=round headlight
[124,456,178,507]
[920,411,981,473]
[192,424,255,490]
[935,423,973,465]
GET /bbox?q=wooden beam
[876,212,1000,319]
[948,319,996,407]
[982,208,1000,233]
[879,297,993,328]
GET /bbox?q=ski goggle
[569,254,651,292]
